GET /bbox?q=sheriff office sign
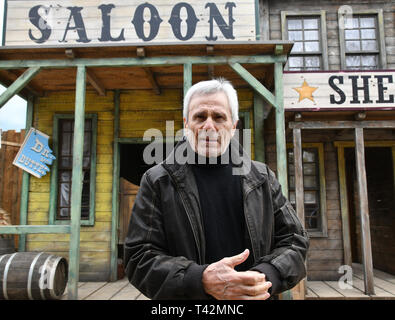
[2,0,257,47]
[284,71,395,111]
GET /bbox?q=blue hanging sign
[13,128,56,178]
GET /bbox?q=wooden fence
[0,129,25,248]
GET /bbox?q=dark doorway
[118,142,175,260]
[345,146,395,274]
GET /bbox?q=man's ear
[233,120,238,130]
[183,117,188,128]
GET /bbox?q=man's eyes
[194,114,225,120]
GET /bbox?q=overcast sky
[0,0,27,132]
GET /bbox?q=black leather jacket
[124,137,309,299]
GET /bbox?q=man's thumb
[226,249,250,268]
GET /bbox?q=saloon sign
[284,71,395,111]
[3,0,257,47]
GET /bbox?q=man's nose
[202,117,216,130]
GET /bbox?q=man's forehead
[189,92,230,112]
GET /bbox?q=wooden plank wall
[27,91,114,281]
[267,0,395,70]
[0,130,25,248]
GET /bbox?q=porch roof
[0,41,293,97]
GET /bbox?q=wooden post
[67,65,86,300]
[253,93,265,163]
[183,63,192,98]
[274,60,292,300]
[293,128,306,300]
[18,95,34,252]
[0,67,41,109]
[183,63,192,127]
[354,127,375,295]
[337,146,353,267]
[110,89,121,281]
[274,61,288,195]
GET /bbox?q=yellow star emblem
[293,80,318,103]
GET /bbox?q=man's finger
[225,280,272,297]
[224,249,249,268]
[235,271,266,285]
[239,292,271,301]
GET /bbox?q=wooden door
[119,178,140,245]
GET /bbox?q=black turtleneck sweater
[190,149,253,270]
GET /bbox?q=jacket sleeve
[123,171,210,300]
[250,167,309,295]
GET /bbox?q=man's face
[184,91,237,158]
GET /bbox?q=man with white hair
[124,78,309,300]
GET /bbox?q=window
[287,143,327,237]
[339,10,387,70]
[282,11,328,71]
[344,15,378,69]
[49,114,97,226]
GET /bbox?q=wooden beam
[289,121,395,130]
[183,62,192,128]
[0,55,287,69]
[293,127,305,300]
[136,47,161,95]
[3,70,43,97]
[0,67,41,109]
[273,60,292,301]
[253,93,265,162]
[0,225,71,234]
[229,62,276,108]
[354,127,375,295]
[17,95,34,252]
[110,89,121,282]
[86,68,106,96]
[293,128,305,228]
[65,50,106,96]
[274,61,288,195]
[337,146,353,267]
[183,62,192,98]
[143,68,161,95]
[68,65,86,300]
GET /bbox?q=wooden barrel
[0,237,15,255]
[0,252,68,300]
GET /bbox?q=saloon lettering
[28,2,237,44]
[329,75,394,105]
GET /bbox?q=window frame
[281,10,329,71]
[338,9,387,70]
[49,113,98,226]
[286,142,328,238]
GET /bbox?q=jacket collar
[162,136,267,191]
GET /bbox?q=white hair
[183,78,239,125]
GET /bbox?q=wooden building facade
[0,0,394,300]
[261,0,395,296]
